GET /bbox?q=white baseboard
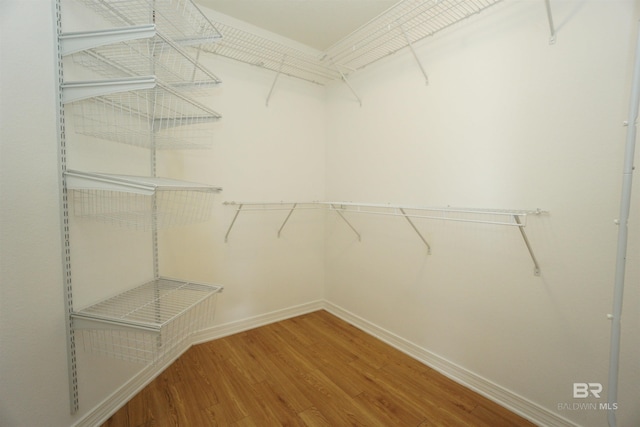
[323,301,578,427]
[192,299,325,344]
[73,346,189,427]
[74,299,575,427]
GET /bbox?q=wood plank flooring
[103,310,535,426]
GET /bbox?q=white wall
[324,1,639,426]
[0,1,326,426]
[0,1,72,426]
[2,0,639,426]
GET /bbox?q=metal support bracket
[224,203,243,242]
[400,208,431,254]
[59,24,156,56]
[544,0,557,44]
[61,76,156,104]
[332,61,362,106]
[330,204,362,241]
[514,215,541,276]
[266,54,286,107]
[399,24,429,85]
[277,203,297,237]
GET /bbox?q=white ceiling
[196,0,400,51]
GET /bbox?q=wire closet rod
[223,201,547,275]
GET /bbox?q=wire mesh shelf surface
[66,171,222,230]
[65,79,221,148]
[200,22,341,85]
[66,26,221,93]
[73,278,223,364]
[324,0,503,71]
[74,0,222,46]
[190,0,502,84]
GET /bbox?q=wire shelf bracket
[544,0,557,45]
[222,201,323,241]
[62,76,156,104]
[333,61,363,106]
[399,23,429,85]
[61,25,222,92]
[60,25,157,56]
[400,207,431,253]
[266,54,286,106]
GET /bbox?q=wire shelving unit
[200,22,341,85]
[62,77,221,149]
[61,25,222,93]
[72,278,222,364]
[65,170,222,230]
[73,0,223,46]
[56,0,224,412]
[323,0,503,72]
[191,0,506,86]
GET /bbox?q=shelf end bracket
[224,203,243,242]
[332,61,362,107]
[399,24,429,85]
[400,208,431,254]
[331,204,362,241]
[514,215,541,276]
[266,54,286,107]
[544,0,557,45]
[277,203,297,238]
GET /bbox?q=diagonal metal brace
[266,54,286,106]
[544,0,557,44]
[332,60,362,107]
[224,204,243,242]
[277,203,297,237]
[331,204,361,241]
[400,208,431,254]
[514,215,541,276]
[399,24,429,85]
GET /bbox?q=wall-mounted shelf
[197,0,506,86]
[201,22,341,85]
[66,170,222,230]
[62,77,221,149]
[61,25,222,93]
[73,0,222,46]
[57,0,224,413]
[323,0,503,73]
[72,277,223,364]
[223,201,547,276]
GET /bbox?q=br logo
[573,383,603,398]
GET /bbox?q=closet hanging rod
[222,200,547,275]
[223,201,321,209]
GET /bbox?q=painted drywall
[0,1,72,426]
[2,0,638,426]
[324,1,639,426]
[0,1,326,426]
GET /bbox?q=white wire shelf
[193,0,503,85]
[323,0,503,72]
[74,0,222,47]
[66,170,222,230]
[223,201,547,275]
[199,22,341,85]
[61,25,221,93]
[62,77,221,149]
[72,277,223,364]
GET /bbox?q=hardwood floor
[103,310,535,426]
